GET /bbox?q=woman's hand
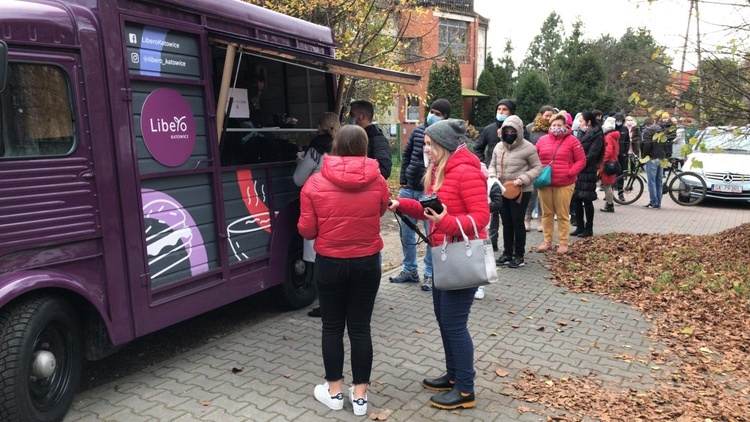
[387,199,400,212]
[424,203,447,224]
[514,178,523,186]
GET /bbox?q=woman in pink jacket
[298,125,389,416]
[535,113,586,254]
[388,118,489,410]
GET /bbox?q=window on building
[0,64,76,158]
[406,96,420,122]
[401,37,422,63]
[439,18,468,62]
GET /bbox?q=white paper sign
[228,88,249,118]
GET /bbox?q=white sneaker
[349,385,368,416]
[474,286,485,300]
[314,382,344,410]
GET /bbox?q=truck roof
[0,0,336,56]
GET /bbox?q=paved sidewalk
[65,198,750,421]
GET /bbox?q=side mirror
[0,41,7,93]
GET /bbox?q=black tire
[274,235,317,310]
[669,171,707,206]
[0,296,83,422]
[613,172,644,205]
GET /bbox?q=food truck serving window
[0,64,75,158]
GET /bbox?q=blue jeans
[645,159,663,207]
[315,253,381,385]
[432,287,476,393]
[398,188,433,277]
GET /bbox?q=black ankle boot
[422,375,454,391]
[570,227,583,236]
[429,388,475,410]
[578,221,594,237]
[600,203,614,212]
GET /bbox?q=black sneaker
[495,255,512,266]
[508,257,525,268]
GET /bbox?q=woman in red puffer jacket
[599,117,621,213]
[534,113,586,254]
[298,125,389,416]
[388,118,489,411]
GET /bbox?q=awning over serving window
[462,88,488,97]
[235,42,420,86]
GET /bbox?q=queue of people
[297,99,675,415]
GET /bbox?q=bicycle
[613,155,707,206]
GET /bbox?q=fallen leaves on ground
[504,224,750,421]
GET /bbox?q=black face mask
[502,133,517,144]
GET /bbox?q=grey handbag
[431,216,498,291]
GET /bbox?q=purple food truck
[0,1,418,419]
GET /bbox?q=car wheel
[0,296,83,422]
[274,235,317,310]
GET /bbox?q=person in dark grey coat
[571,111,604,238]
[390,99,451,289]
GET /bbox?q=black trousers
[499,191,532,258]
[315,253,381,385]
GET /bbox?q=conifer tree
[425,49,463,119]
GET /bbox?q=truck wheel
[0,296,83,422]
[275,235,317,310]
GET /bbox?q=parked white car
[682,126,750,201]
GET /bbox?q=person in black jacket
[348,100,392,179]
[571,111,604,238]
[390,99,450,290]
[474,99,528,250]
[642,117,666,208]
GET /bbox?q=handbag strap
[466,215,480,238]
[549,139,565,165]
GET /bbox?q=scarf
[530,115,551,133]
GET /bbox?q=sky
[473,0,750,71]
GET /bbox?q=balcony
[417,0,474,15]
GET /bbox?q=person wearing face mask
[390,99,451,288]
[613,113,634,202]
[524,105,555,231]
[599,117,621,213]
[347,100,392,179]
[474,99,528,251]
[488,115,542,269]
[535,114,586,254]
[570,112,604,238]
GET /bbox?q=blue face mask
[346,117,357,125]
[426,114,441,126]
[496,113,507,122]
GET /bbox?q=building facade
[392,0,488,146]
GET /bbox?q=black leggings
[573,199,594,229]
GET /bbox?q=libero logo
[140,88,197,167]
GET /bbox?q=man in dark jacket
[390,99,450,289]
[641,117,666,208]
[349,100,392,179]
[474,99,529,167]
[474,99,528,250]
[659,112,676,159]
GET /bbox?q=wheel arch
[0,271,118,360]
